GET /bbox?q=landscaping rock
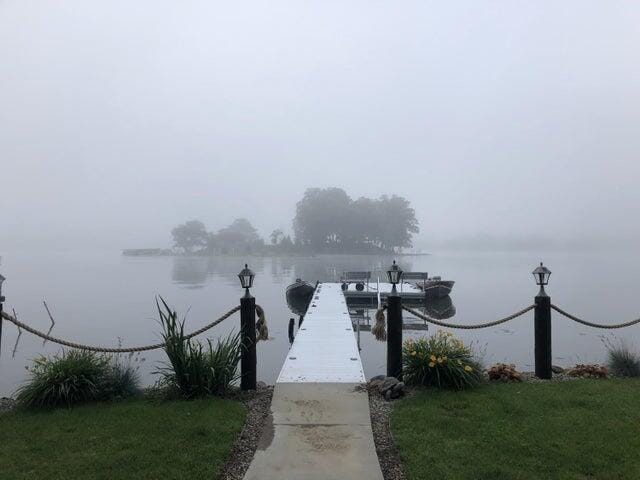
[551,365,565,374]
[378,377,399,394]
[368,375,386,389]
[372,377,405,400]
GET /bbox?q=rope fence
[402,304,535,330]
[0,304,269,353]
[371,301,640,342]
[550,304,640,329]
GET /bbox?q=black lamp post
[0,274,5,357]
[386,261,403,380]
[533,262,552,379]
[238,264,257,390]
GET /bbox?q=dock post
[240,292,257,390]
[386,292,403,380]
[238,264,257,390]
[534,293,552,379]
[532,263,552,379]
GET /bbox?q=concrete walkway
[243,283,384,480]
[243,383,383,480]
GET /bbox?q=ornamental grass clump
[16,350,109,409]
[156,297,241,398]
[605,341,640,378]
[15,349,142,409]
[403,331,482,390]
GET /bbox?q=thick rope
[551,304,640,329]
[371,305,387,341]
[255,304,269,341]
[402,304,535,330]
[0,305,259,353]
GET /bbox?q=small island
[123,187,421,257]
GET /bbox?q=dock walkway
[243,283,384,480]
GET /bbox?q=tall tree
[377,195,420,251]
[293,187,353,249]
[171,220,208,253]
[209,218,263,254]
[293,188,419,252]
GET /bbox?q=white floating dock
[277,282,366,383]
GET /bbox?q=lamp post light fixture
[532,262,551,296]
[238,264,255,297]
[387,260,403,295]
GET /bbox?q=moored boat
[285,278,316,315]
[415,276,455,299]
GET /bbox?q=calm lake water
[1,250,639,396]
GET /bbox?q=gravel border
[367,384,407,480]
[219,384,274,480]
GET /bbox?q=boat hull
[416,280,455,299]
[285,280,316,316]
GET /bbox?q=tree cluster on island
[170,187,419,255]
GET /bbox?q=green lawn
[392,379,640,480]
[0,397,245,480]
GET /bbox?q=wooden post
[240,294,257,390]
[386,293,403,380]
[534,293,552,379]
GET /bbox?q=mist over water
[2,1,640,252]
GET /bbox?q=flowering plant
[403,331,482,390]
[567,364,608,379]
[487,363,522,382]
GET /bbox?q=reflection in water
[423,296,456,320]
[170,256,304,288]
[289,255,419,285]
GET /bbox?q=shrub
[606,341,640,378]
[156,297,241,398]
[487,363,522,382]
[567,364,608,379]
[403,331,483,390]
[15,350,110,409]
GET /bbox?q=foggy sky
[2,1,639,251]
